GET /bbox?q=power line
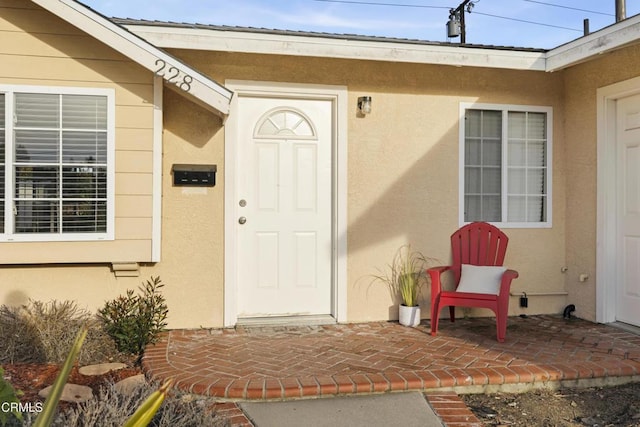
[313,0,449,9]
[314,0,583,33]
[522,0,614,17]
[472,11,582,32]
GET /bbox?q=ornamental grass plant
[373,245,433,307]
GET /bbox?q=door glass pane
[255,109,315,138]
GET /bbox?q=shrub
[98,277,168,362]
[17,327,197,427]
[0,300,120,365]
[0,304,42,364]
[47,381,226,427]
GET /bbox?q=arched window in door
[254,108,317,139]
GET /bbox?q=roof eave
[30,0,232,117]
[123,24,548,72]
[546,14,640,72]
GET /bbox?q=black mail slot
[172,164,217,187]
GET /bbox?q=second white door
[616,93,640,327]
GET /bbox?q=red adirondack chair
[428,222,518,342]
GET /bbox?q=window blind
[13,93,108,234]
[464,108,548,224]
[507,112,547,222]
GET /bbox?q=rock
[78,362,127,376]
[580,416,601,426]
[38,384,93,403]
[114,374,147,395]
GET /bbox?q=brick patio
[143,315,640,426]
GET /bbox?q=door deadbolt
[239,199,247,207]
[238,216,247,224]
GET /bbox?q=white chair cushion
[456,264,507,295]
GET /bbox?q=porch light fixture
[357,96,372,115]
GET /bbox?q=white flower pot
[399,304,421,327]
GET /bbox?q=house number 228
[154,59,192,92]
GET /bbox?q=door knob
[238,216,247,224]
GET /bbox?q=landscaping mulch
[2,363,142,411]
[462,382,640,426]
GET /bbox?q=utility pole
[447,0,474,44]
[616,0,626,22]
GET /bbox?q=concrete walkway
[240,392,443,427]
[143,315,640,426]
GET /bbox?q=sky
[80,0,640,49]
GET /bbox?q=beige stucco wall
[162,50,569,325]
[0,2,583,329]
[141,90,226,328]
[0,2,157,315]
[562,43,640,322]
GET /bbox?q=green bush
[98,277,168,362]
[0,300,120,365]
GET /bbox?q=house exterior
[1,0,639,330]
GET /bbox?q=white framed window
[459,103,552,228]
[0,85,115,241]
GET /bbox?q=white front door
[616,93,640,327]
[235,96,333,318]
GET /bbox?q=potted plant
[373,245,432,327]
